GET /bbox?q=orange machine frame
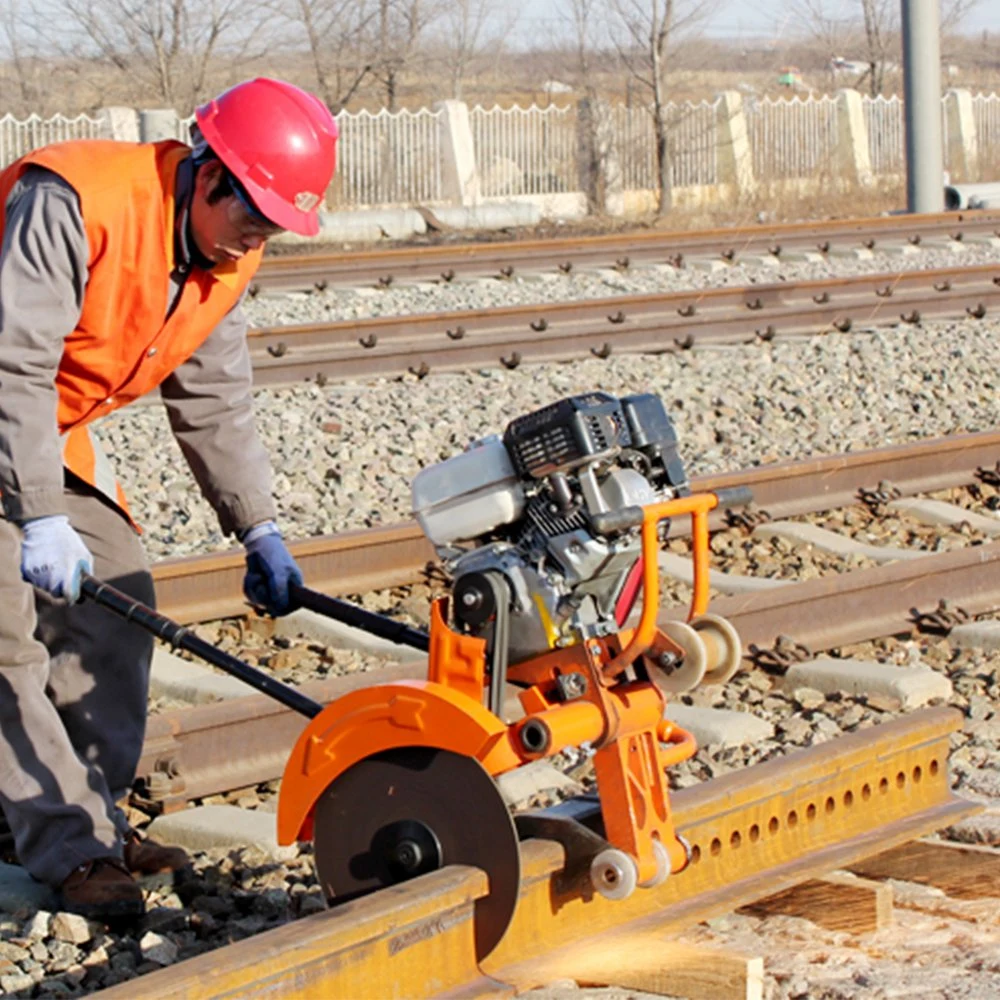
[278,492,725,886]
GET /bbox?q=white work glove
[20,515,94,603]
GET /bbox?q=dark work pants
[0,481,153,886]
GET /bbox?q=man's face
[189,161,283,265]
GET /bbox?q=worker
[0,78,338,919]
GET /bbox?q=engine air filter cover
[503,392,630,478]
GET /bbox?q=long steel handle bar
[290,582,430,652]
[81,574,323,719]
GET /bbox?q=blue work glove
[20,515,94,603]
[241,520,302,616]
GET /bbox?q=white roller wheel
[590,848,639,901]
[637,839,671,889]
[692,613,743,686]
[655,621,708,693]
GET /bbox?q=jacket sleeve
[0,168,88,522]
[158,299,279,537]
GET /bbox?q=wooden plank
[738,872,893,933]
[508,937,763,1000]
[849,839,1000,900]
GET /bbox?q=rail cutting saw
[85,390,748,962]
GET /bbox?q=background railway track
[252,211,1000,292]
[245,264,1000,386]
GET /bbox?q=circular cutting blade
[312,746,520,961]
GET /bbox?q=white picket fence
[0,112,107,166]
[470,103,576,197]
[2,92,999,208]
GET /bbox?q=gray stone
[0,941,29,963]
[150,646,251,703]
[24,909,52,941]
[49,911,94,946]
[659,551,790,593]
[791,686,825,710]
[139,930,178,966]
[146,805,298,862]
[496,760,583,808]
[273,608,427,664]
[752,521,928,562]
[664,703,774,747]
[951,620,1000,651]
[782,657,952,708]
[0,973,34,994]
[46,939,80,972]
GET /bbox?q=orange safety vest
[0,139,263,521]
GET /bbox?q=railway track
[96,429,1000,998]
[109,710,975,999]
[252,210,1000,292]
[0,429,987,997]
[245,263,1000,386]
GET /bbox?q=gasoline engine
[412,391,691,671]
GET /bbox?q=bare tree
[0,0,42,110]
[436,0,520,100]
[271,0,375,112]
[559,0,611,211]
[370,0,442,110]
[57,0,263,108]
[795,0,981,95]
[609,0,716,216]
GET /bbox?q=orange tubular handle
[656,720,697,766]
[602,492,719,678]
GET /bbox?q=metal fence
[745,95,839,181]
[0,113,107,169]
[973,92,1000,173]
[470,104,576,197]
[331,107,443,207]
[612,100,719,190]
[864,95,904,174]
[2,92,999,206]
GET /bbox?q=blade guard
[277,678,523,845]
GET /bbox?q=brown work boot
[123,829,191,876]
[59,858,144,919]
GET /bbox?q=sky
[512,0,1000,46]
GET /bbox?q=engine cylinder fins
[691,613,743,686]
[311,746,520,962]
[651,620,709,692]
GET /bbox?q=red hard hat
[195,78,338,237]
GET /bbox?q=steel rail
[245,264,1000,385]
[253,210,1000,291]
[105,707,974,998]
[136,534,1000,808]
[151,428,1000,623]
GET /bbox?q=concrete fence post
[835,89,873,186]
[943,89,979,183]
[139,109,182,143]
[715,91,755,199]
[577,97,624,216]
[97,106,140,142]
[434,100,480,206]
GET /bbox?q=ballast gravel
[89,239,1000,560]
[7,241,998,998]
